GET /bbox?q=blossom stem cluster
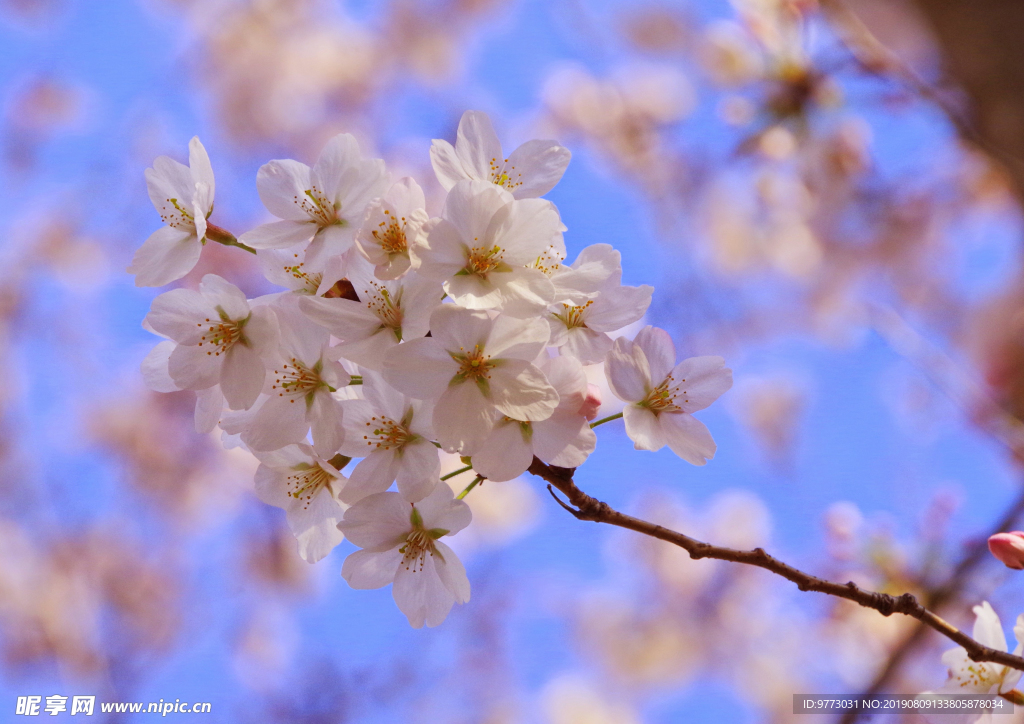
[134,111,732,628]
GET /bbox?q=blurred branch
[839,485,1024,724]
[529,458,1024,672]
[822,0,1024,203]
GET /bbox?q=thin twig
[527,457,1024,672]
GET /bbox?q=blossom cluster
[132,111,733,628]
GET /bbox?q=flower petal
[256,159,314,221]
[342,548,402,589]
[239,220,316,250]
[129,226,200,287]
[671,356,733,414]
[506,138,571,198]
[660,411,717,465]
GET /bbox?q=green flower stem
[590,412,624,429]
[440,464,473,482]
[456,475,483,500]
[349,375,363,386]
[206,223,257,255]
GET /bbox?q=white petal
[195,386,225,434]
[310,393,346,458]
[413,483,472,533]
[256,159,314,221]
[342,450,402,504]
[199,274,249,320]
[429,138,466,191]
[471,420,534,482]
[455,110,504,182]
[545,421,596,468]
[145,287,209,342]
[441,179,511,243]
[141,340,179,393]
[490,197,565,263]
[494,266,555,317]
[168,343,220,390]
[394,438,441,503]
[342,548,402,589]
[490,361,560,421]
[146,155,194,213]
[973,602,1008,652]
[585,284,653,332]
[312,133,361,202]
[128,226,200,287]
[382,338,456,399]
[552,243,621,300]
[634,326,676,384]
[485,313,550,360]
[188,136,215,202]
[671,356,733,414]
[239,220,316,250]
[560,327,613,366]
[337,491,411,549]
[433,382,495,453]
[393,551,456,628]
[299,296,382,341]
[287,485,346,563]
[433,540,470,603]
[660,411,717,465]
[605,336,650,403]
[220,342,265,410]
[622,404,666,451]
[506,139,571,198]
[243,393,310,451]
[533,409,590,464]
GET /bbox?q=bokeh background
[3,0,1024,721]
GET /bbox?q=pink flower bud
[988,532,1024,570]
[579,384,602,421]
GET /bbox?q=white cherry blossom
[140,339,227,433]
[548,284,653,365]
[337,371,440,504]
[920,602,1024,724]
[383,305,559,453]
[417,180,565,316]
[339,484,471,628]
[298,268,440,370]
[355,177,430,280]
[144,274,278,410]
[129,137,215,287]
[606,326,732,465]
[430,110,571,198]
[472,355,597,481]
[239,133,389,270]
[240,301,349,457]
[253,444,349,563]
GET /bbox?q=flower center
[399,526,438,572]
[488,156,523,192]
[531,245,565,276]
[371,210,408,256]
[361,412,416,452]
[282,260,322,294]
[159,197,197,232]
[196,308,249,356]
[462,243,509,278]
[554,300,594,330]
[295,185,339,227]
[638,372,689,415]
[450,344,495,385]
[359,280,403,340]
[285,464,335,509]
[271,358,326,403]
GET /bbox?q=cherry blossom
[383,305,559,453]
[472,355,597,481]
[920,602,1024,724]
[989,532,1024,570]
[144,274,278,411]
[239,301,349,457]
[129,137,215,287]
[337,371,440,504]
[355,177,430,280]
[298,268,440,370]
[606,326,732,465]
[417,180,565,316]
[339,484,471,628]
[430,110,571,198]
[253,444,349,563]
[239,133,389,270]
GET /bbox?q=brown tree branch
[527,457,1024,672]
